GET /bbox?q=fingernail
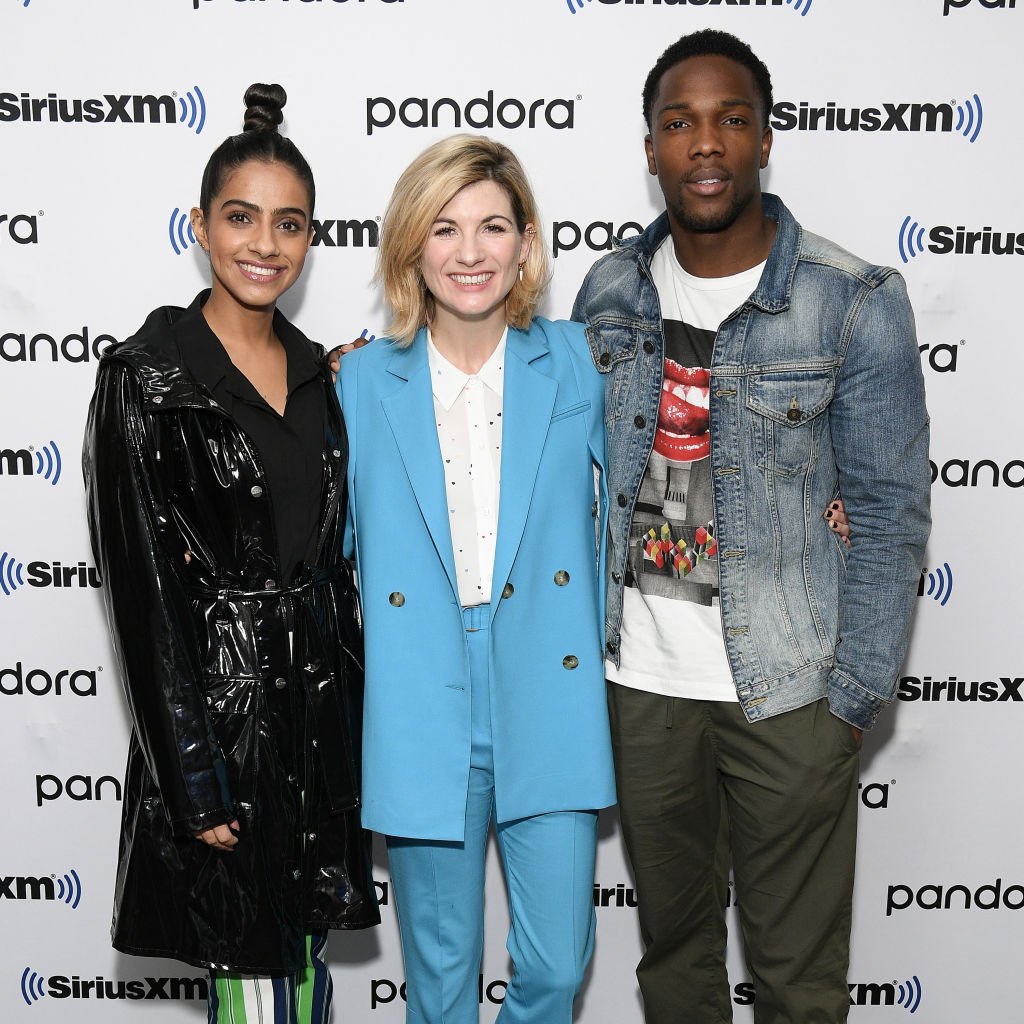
[825,510,833,519]
[830,521,837,530]
[831,502,840,510]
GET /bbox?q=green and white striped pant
[208,932,332,1024]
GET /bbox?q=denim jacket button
[617,493,627,508]
[599,351,611,367]
[643,340,655,354]
[634,415,646,429]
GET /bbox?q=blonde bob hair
[376,134,550,345]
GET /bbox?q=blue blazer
[338,318,615,841]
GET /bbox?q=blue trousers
[386,604,598,1024]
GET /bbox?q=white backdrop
[2,0,1022,1020]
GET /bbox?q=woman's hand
[824,498,851,548]
[194,820,241,852]
[328,330,375,381]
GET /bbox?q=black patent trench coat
[83,303,378,974]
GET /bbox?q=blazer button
[554,570,570,586]
[251,485,263,498]
[562,655,579,670]
[502,582,515,599]
[389,592,405,607]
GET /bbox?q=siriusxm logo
[552,219,643,258]
[168,207,196,256]
[917,563,953,606]
[0,87,206,133]
[0,442,62,485]
[366,92,576,136]
[0,553,102,596]
[1,326,117,363]
[1,662,99,698]
[1,870,81,908]
[899,674,1023,703]
[1,212,38,243]
[898,216,1024,262]
[565,0,812,13]
[311,218,379,247]
[931,457,1024,487]
[944,0,1015,14]
[593,882,639,907]
[887,878,1024,916]
[731,977,922,1011]
[36,774,122,807]
[21,968,207,1005]
[772,94,983,141]
[372,976,507,1010]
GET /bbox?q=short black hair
[642,29,773,131]
[199,83,316,216]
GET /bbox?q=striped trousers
[208,932,333,1024]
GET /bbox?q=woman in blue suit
[338,135,615,1023]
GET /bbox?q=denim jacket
[571,193,930,730]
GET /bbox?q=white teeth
[450,273,492,285]
[240,263,280,277]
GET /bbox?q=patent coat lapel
[379,330,460,603]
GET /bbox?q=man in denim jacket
[572,30,930,1024]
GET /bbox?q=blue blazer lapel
[380,330,460,602]
[491,325,557,621]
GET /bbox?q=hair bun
[242,83,286,133]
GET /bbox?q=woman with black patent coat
[83,84,377,1021]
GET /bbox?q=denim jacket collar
[618,193,800,315]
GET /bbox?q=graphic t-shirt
[606,239,764,701]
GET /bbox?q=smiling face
[190,159,313,313]
[645,54,772,238]
[418,179,533,336]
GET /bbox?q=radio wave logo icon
[955,94,983,143]
[20,968,45,1006]
[177,86,207,135]
[898,216,928,264]
[785,0,814,14]
[168,207,197,256]
[56,868,83,908]
[0,550,26,597]
[922,562,954,606]
[33,441,62,486]
[565,0,591,12]
[897,975,923,1014]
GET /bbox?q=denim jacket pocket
[747,368,836,476]
[584,321,642,423]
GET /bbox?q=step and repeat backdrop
[1,0,1020,1020]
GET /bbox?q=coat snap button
[634,415,646,429]
[308,832,317,842]
[502,582,514,599]
[786,397,802,422]
[389,592,405,607]
[599,351,611,367]
[251,485,263,498]
[152,396,163,404]
[617,493,627,508]
[562,655,579,670]
[275,677,287,690]
[643,340,655,354]
[264,579,277,590]
[333,449,342,458]
[292,869,302,881]
[554,570,570,586]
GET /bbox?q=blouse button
[389,592,406,607]
[251,485,263,498]
[554,570,570,586]
[562,655,579,670]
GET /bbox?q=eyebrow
[432,214,514,225]
[220,198,308,218]
[658,98,757,116]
